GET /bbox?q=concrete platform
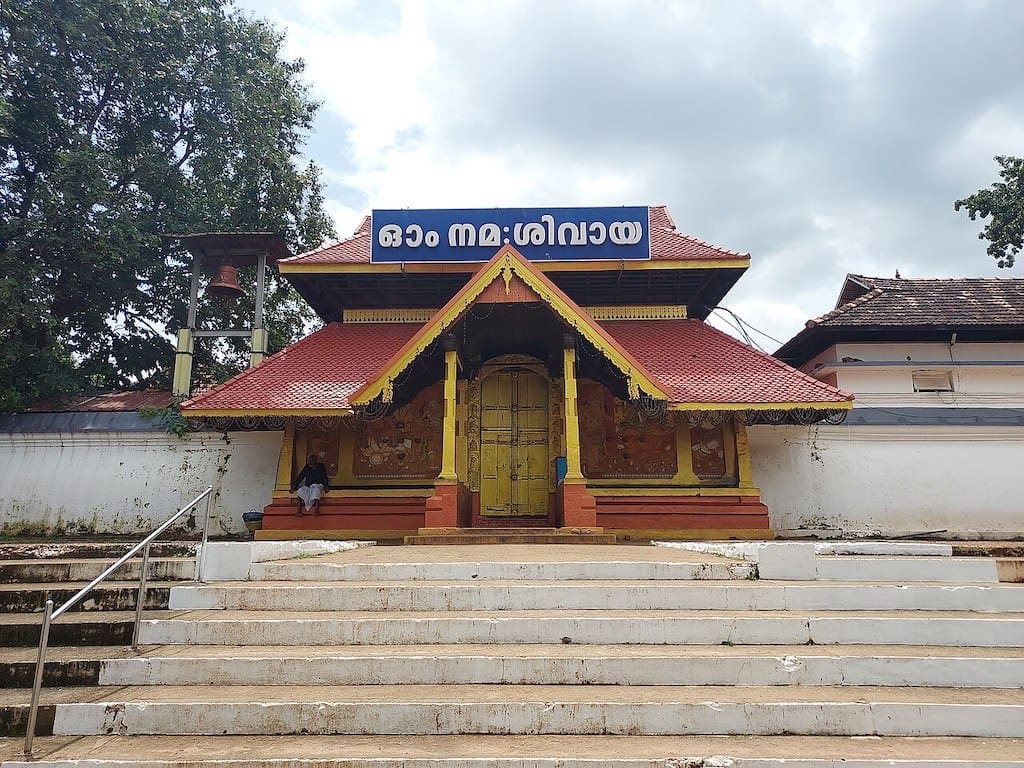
[5,735,1024,766]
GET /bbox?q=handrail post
[131,542,151,650]
[24,599,53,757]
[198,488,213,583]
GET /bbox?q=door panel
[480,369,549,517]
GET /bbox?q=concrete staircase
[2,543,1024,766]
[0,542,196,703]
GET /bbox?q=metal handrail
[23,485,214,757]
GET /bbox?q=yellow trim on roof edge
[668,400,853,411]
[351,246,671,406]
[182,408,353,417]
[280,258,750,275]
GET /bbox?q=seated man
[293,453,330,515]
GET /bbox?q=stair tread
[6,643,1024,663]
[154,607,1024,619]
[0,582,187,592]
[0,610,189,625]
[3,684,1024,706]
[6,735,1024,763]
[0,558,194,566]
[294,544,737,563]
[186,578,1020,587]
[7,734,1024,763]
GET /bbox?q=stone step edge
[6,759,1024,768]
[46,700,1024,738]
[138,614,1024,648]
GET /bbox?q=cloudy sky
[235,0,1024,350]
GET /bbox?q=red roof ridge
[649,206,750,259]
[181,325,335,410]
[810,287,885,327]
[283,229,370,263]
[660,229,750,259]
[695,321,855,400]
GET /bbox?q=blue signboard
[370,206,650,263]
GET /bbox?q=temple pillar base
[560,481,597,528]
[425,481,461,528]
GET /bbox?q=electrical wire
[713,305,786,347]
[709,308,764,351]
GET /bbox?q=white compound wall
[0,430,282,537]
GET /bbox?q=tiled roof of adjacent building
[281,206,749,266]
[27,389,175,413]
[180,324,421,413]
[604,319,852,406]
[818,275,1024,327]
[775,274,1024,366]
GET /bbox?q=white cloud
[238,0,1024,345]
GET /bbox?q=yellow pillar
[275,421,296,493]
[562,346,584,481]
[439,347,458,481]
[171,329,194,399]
[735,417,755,489]
[250,328,268,368]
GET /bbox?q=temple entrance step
[405,527,615,545]
[7,684,1024,737]
[7,735,1024,766]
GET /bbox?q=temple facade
[180,207,851,540]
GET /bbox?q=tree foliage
[955,155,1024,269]
[0,0,334,411]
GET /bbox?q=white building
[753,274,1024,538]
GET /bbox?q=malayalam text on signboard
[370,207,651,263]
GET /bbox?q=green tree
[955,155,1024,268]
[0,0,335,411]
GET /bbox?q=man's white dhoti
[297,483,324,510]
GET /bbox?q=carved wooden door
[480,369,549,517]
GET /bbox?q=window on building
[911,370,954,393]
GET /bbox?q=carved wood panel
[577,378,677,478]
[353,381,443,479]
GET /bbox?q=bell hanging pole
[162,232,293,398]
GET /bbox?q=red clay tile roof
[28,389,175,413]
[180,323,421,413]
[776,274,1024,365]
[815,274,1024,327]
[283,206,748,266]
[602,319,852,405]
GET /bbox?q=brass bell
[206,262,245,300]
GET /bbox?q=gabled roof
[282,206,748,267]
[776,274,1024,366]
[348,245,671,405]
[605,320,852,409]
[180,323,421,415]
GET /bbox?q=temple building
[179,206,852,540]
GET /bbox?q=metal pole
[131,543,151,651]
[186,253,202,329]
[253,251,267,329]
[24,599,53,757]
[198,491,213,583]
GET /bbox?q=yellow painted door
[480,370,549,517]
